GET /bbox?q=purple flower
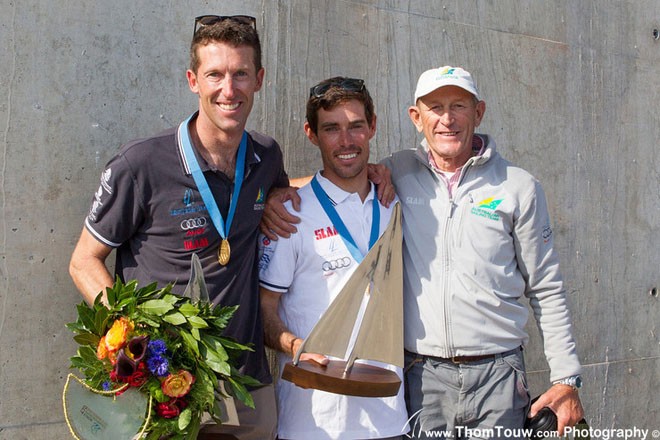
[102,381,112,391]
[147,355,169,377]
[148,339,167,356]
[128,335,149,363]
[114,349,138,378]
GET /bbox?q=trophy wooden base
[281,360,401,397]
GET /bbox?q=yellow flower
[161,370,195,398]
[96,335,108,360]
[104,317,134,352]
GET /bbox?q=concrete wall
[1,1,658,438]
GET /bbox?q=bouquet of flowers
[65,276,260,439]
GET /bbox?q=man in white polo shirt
[258,77,408,439]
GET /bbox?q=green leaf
[76,303,96,331]
[200,335,228,361]
[93,307,110,336]
[195,369,216,403]
[135,314,161,328]
[191,328,200,341]
[134,281,159,299]
[73,332,100,347]
[116,296,136,309]
[200,341,230,375]
[69,355,85,369]
[228,364,262,388]
[186,316,209,329]
[206,359,231,376]
[180,330,200,357]
[200,342,229,365]
[215,336,253,352]
[92,290,105,306]
[226,376,255,409]
[211,305,238,328]
[105,283,117,306]
[65,321,85,334]
[138,299,174,316]
[163,312,187,325]
[178,303,199,317]
[177,407,192,430]
[77,345,100,365]
[160,294,181,305]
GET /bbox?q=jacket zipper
[443,198,456,356]
[442,157,476,357]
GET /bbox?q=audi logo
[180,217,207,230]
[322,257,352,272]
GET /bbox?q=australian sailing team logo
[471,197,503,221]
[254,187,266,210]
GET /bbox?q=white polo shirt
[258,172,408,439]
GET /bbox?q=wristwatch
[553,375,582,390]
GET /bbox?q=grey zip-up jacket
[382,135,581,381]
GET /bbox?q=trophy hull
[282,360,401,397]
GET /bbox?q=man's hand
[529,384,584,436]
[260,186,302,240]
[367,163,395,207]
[291,337,329,366]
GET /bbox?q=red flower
[127,369,148,387]
[156,399,181,419]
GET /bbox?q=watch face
[575,376,583,388]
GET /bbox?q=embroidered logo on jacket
[471,197,503,221]
[183,188,195,207]
[254,187,266,210]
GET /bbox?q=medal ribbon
[178,113,247,245]
[311,175,380,263]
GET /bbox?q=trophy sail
[284,203,403,397]
[182,253,210,303]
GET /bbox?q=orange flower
[96,336,109,360]
[161,370,195,398]
[104,317,134,352]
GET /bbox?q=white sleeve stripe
[259,280,289,293]
[84,218,122,248]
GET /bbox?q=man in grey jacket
[261,66,584,439]
[380,66,584,438]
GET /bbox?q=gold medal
[218,239,231,265]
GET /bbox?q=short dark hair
[306,77,375,134]
[189,19,262,73]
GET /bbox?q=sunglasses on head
[193,15,257,35]
[309,78,365,98]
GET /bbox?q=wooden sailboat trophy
[281,203,404,398]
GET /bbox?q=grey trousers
[404,348,530,440]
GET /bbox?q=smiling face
[187,42,264,139]
[305,99,376,196]
[409,85,485,172]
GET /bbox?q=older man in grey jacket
[380,66,584,439]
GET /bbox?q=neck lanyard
[178,113,247,265]
[311,175,380,263]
